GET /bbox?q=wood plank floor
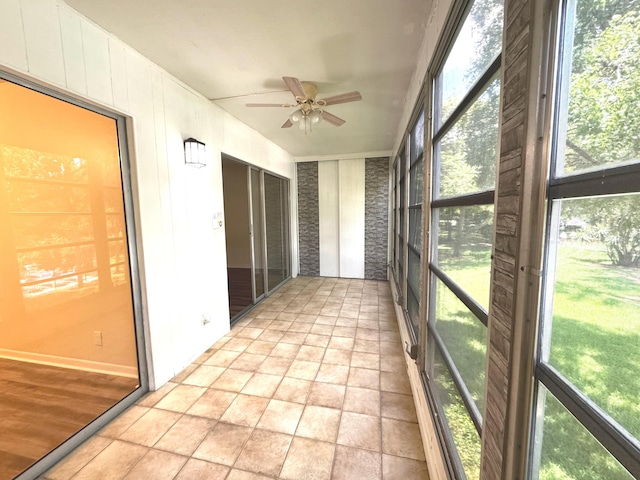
[0,358,138,479]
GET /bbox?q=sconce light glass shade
[289,110,303,123]
[309,110,323,125]
[184,138,206,167]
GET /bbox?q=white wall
[0,0,296,389]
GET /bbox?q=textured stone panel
[296,162,320,276]
[364,158,389,280]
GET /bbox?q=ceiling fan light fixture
[289,109,303,123]
[309,110,323,125]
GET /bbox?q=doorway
[222,156,290,321]
[0,74,146,478]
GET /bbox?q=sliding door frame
[0,69,149,480]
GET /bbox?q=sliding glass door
[264,172,290,292]
[0,74,144,479]
[250,168,265,300]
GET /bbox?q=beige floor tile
[295,345,326,362]
[235,327,264,339]
[193,350,214,364]
[315,316,338,326]
[288,322,314,333]
[256,399,304,434]
[322,348,352,366]
[380,331,401,343]
[258,329,285,343]
[316,363,350,385]
[382,454,430,479]
[192,422,252,465]
[257,356,293,375]
[98,405,149,438]
[332,326,357,338]
[246,340,277,356]
[286,360,321,380]
[280,437,335,480]
[221,337,254,352]
[154,385,207,413]
[338,307,359,319]
[307,382,346,409]
[136,382,178,407]
[186,388,237,419]
[71,440,147,480]
[210,369,254,392]
[270,342,301,359]
[276,311,298,321]
[381,418,426,461]
[204,349,242,368]
[350,352,380,370]
[381,355,406,373]
[119,408,181,446]
[327,336,355,351]
[380,371,412,395]
[380,341,404,356]
[269,320,292,330]
[310,324,334,336]
[122,449,187,480]
[220,394,269,427]
[337,411,381,451]
[234,429,292,477]
[348,367,380,390]
[381,392,418,422]
[240,373,283,398]
[295,313,317,323]
[154,415,215,456]
[273,377,312,403]
[356,328,380,341]
[183,365,226,387]
[353,339,380,354]
[257,311,280,320]
[331,445,382,480]
[344,386,381,416]
[296,405,341,442]
[171,364,198,383]
[174,458,230,480]
[229,352,267,372]
[226,469,273,479]
[45,436,112,480]
[304,333,331,348]
[279,331,307,345]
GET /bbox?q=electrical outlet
[202,314,211,325]
[93,331,103,346]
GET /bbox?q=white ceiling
[65,0,432,158]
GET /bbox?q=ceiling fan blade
[318,91,362,106]
[246,103,288,107]
[281,119,293,128]
[322,111,346,126]
[282,76,306,99]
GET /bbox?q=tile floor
[42,276,429,480]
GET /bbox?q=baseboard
[388,277,449,480]
[0,348,138,378]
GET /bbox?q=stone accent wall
[364,158,389,280]
[296,162,320,276]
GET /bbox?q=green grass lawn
[434,240,639,479]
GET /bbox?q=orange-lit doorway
[0,74,146,479]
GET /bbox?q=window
[532,1,640,478]
[426,0,503,477]
[407,112,425,338]
[397,148,407,297]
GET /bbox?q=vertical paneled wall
[296,162,319,276]
[365,158,390,280]
[318,161,340,277]
[296,157,389,280]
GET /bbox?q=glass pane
[432,346,482,479]
[557,2,640,176]
[546,195,640,440]
[408,207,422,250]
[411,112,425,163]
[434,277,487,412]
[407,288,420,333]
[535,386,633,480]
[251,169,265,298]
[437,78,500,198]
[264,173,289,291]
[436,205,493,309]
[439,0,504,124]
[409,159,423,206]
[407,247,420,294]
[0,79,139,478]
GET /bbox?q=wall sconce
[184,138,206,167]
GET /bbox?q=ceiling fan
[246,76,362,131]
